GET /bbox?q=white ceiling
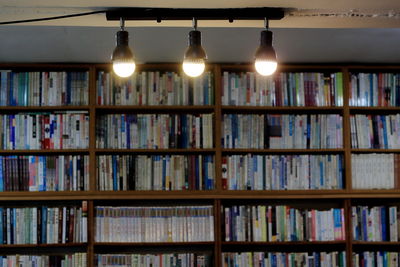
[0,1,399,63]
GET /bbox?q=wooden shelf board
[349,106,400,111]
[222,106,343,112]
[351,149,400,153]
[95,105,215,112]
[0,106,90,111]
[352,241,400,246]
[0,190,399,201]
[222,241,346,246]
[222,149,344,153]
[95,148,216,153]
[0,149,89,154]
[94,242,214,247]
[0,243,87,248]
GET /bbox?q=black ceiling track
[106,7,285,22]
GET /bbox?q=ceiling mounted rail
[106,7,285,22]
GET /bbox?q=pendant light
[182,18,207,77]
[111,18,136,78]
[254,18,278,76]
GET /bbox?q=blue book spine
[9,72,14,106]
[195,156,199,190]
[112,155,117,191]
[319,159,324,188]
[369,74,373,106]
[66,72,72,105]
[362,208,367,241]
[43,157,47,191]
[382,116,388,149]
[126,115,131,149]
[338,155,343,189]
[0,157,3,192]
[381,207,387,241]
[42,207,47,244]
[11,208,15,244]
[204,156,209,190]
[0,208,2,244]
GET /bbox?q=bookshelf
[0,63,400,266]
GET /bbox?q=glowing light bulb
[112,61,136,78]
[255,60,277,76]
[183,58,205,77]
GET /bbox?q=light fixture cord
[264,18,269,30]
[120,17,125,31]
[192,18,197,31]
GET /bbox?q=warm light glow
[255,60,277,76]
[183,59,205,77]
[112,62,136,78]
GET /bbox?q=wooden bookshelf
[0,63,400,266]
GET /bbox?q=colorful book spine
[223,154,343,190]
[0,71,88,106]
[350,114,400,149]
[0,253,86,267]
[222,71,343,107]
[352,205,400,242]
[0,112,89,150]
[97,154,214,191]
[96,114,213,149]
[224,205,345,242]
[222,251,346,267]
[353,251,399,266]
[0,201,87,245]
[350,73,400,107]
[222,114,343,149]
[97,71,214,105]
[0,155,88,192]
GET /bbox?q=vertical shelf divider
[342,67,352,193]
[214,64,223,194]
[88,66,97,267]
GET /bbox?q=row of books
[349,73,400,107]
[222,72,343,107]
[224,205,345,242]
[96,253,211,267]
[95,206,214,243]
[0,202,87,245]
[0,155,88,192]
[96,114,213,149]
[353,251,400,267]
[222,154,343,190]
[97,155,215,191]
[222,114,343,149]
[352,154,400,189]
[0,253,86,267]
[350,114,400,149]
[0,71,89,107]
[352,206,400,242]
[0,112,89,150]
[222,251,346,267]
[97,71,214,106]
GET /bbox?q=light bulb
[112,61,136,78]
[255,60,277,76]
[183,58,205,77]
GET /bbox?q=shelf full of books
[1,63,400,267]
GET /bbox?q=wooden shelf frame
[1,63,400,267]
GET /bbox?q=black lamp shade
[111,30,134,61]
[184,30,207,60]
[254,30,277,61]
